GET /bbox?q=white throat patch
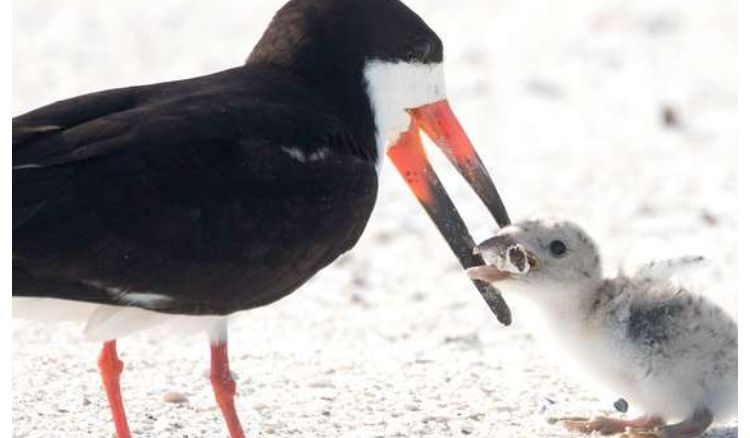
[363,60,446,165]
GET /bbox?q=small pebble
[538,397,556,414]
[701,210,718,225]
[661,105,681,128]
[614,398,629,413]
[162,391,189,404]
[253,402,271,411]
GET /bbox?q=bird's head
[468,219,604,299]
[250,0,511,323]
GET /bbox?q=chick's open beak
[468,237,540,284]
[387,99,512,325]
[466,265,510,283]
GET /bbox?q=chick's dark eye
[549,240,567,257]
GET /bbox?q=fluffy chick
[468,218,737,437]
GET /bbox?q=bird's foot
[548,415,664,436]
[548,416,626,435]
[620,408,713,438]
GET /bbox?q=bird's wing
[12,81,167,233]
[631,255,706,286]
[13,77,378,314]
[13,85,151,166]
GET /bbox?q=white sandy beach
[12,0,737,436]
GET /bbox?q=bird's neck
[248,58,378,163]
[247,2,379,163]
[505,282,602,335]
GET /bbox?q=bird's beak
[465,265,510,283]
[387,99,512,325]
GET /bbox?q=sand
[12,0,737,436]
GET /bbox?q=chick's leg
[548,415,664,435]
[620,408,712,438]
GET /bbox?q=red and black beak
[387,99,512,325]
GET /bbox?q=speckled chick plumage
[471,218,737,424]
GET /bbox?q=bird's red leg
[98,340,131,438]
[621,408,712,438]
[210,339,246,438]
[549,415,664,435]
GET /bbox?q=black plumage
[13,0,453,317]
[13,65,378,314]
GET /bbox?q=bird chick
[467,218,737,438]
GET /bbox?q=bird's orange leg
[549,415,664,435]
[621,408,712,438]
[98,340,132,438]
[210,340,246,438]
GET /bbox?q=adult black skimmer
[13,0,511,436]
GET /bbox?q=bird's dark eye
[549,240,567,257]
[408,37,433,62]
